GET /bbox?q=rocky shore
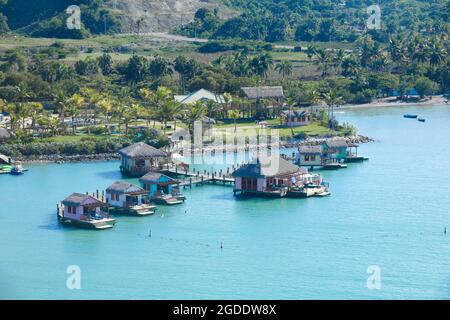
[299,135,374,146]
[18,153,120,164]
[16,135,373,163]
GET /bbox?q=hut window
[305,155,310,161]
[311,155,316,161]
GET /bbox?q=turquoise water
[1,105,450,299]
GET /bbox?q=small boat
[0,165,12,174]
[10,164,25,175]
[344,156,369,163]
[322,162,347,170]
[153,195,184,205]
[315,191,331,197]
[404,114,418,119]
[418,118,426,122]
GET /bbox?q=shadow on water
[96,170,123,180]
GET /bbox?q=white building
[175,88,226,105]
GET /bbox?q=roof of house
[175,89,225,104]
[299,145,323,155]
[63,193,103,206]
[281,110,310,117]
[324,139,349,148]
[119,142,167,158]
[232,155,303,178]
[139,172,179,184]
[241,86,284,99]
[106,181,146,194]
[0,128,11,139]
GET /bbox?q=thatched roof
[106,181,146,194]
[241,86,284,99]
[63,193,103,206]
[0,128,11,139]
[119,142,167,158]
[325,139,349,148]
[139,172,178,184]
[233,155,304,178]
[299,145,323,155]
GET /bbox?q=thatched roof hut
[241,86,284,99]
[119,142,167,158]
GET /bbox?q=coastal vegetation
[0,1,448,159]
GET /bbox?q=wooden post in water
[189,177,192,189]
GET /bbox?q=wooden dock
[162,166,235,188]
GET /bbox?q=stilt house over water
[119,142,169,177]
[232,155,307,197]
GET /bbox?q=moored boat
[10,164,26,175]
[418,118,426,122]
[404,114,418,119]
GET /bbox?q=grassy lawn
[276,122,338,137]
[213,120,340,139]
[42,134,103,143]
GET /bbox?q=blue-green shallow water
[1,105,450,299]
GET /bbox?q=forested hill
[180,0,450,42]
[0,0,449,41]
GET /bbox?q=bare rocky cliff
[105,0,236,33]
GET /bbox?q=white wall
[106,193,126,207]
[300,154,322,166]
[235,177,242,190]
[257,178,266,192]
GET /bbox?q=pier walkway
[161,165,235,188]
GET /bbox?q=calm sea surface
[1,105,450,299]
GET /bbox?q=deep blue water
[1,105,450,299]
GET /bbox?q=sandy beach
[341,95,447,110]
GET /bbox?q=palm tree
[222,93,232,119]
[285,97,296,136]
[306,45,317,63]
[66,94,85,135]
[251,53,274,80]
[97,97,113,132]
[205,100,219,120]
[322,91,344,130]
[314,49,332,78]
[305,89,322,116]
[140,87,172,128]
[0,98,7,114]
[184,101,206,138]
[275,61,293,80]
[53,91,67,120]
[227,109,240,133]
[28,102,43,135]
[98,53,113,76]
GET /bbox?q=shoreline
[340,95,447,110]
[17,135,373,164]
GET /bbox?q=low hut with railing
[232,155,307,198]
[119,142,169,177]
[139,172,185,205]
[57,193,116,230]
[105,181,156,216]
